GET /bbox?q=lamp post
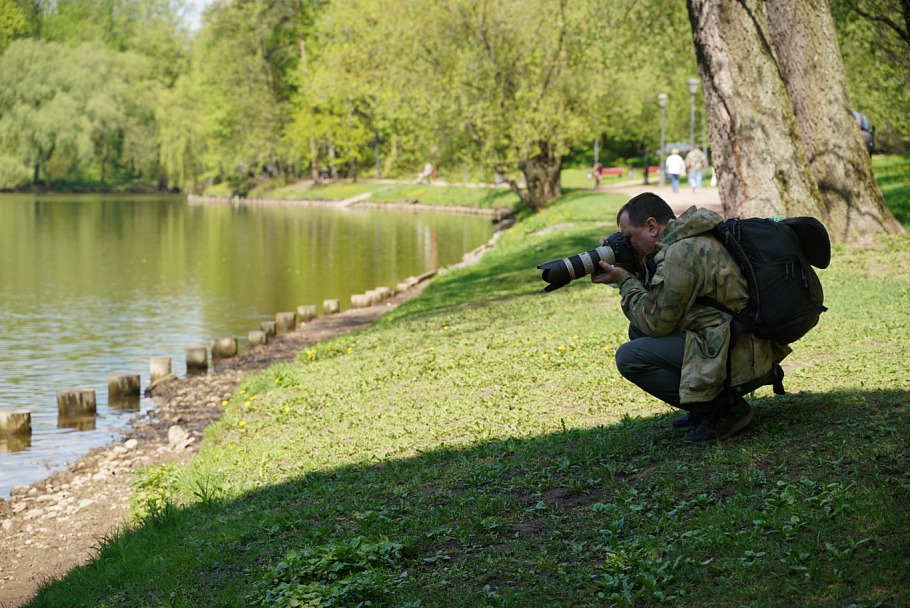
[658,92,668,186]
[688,77,699,151]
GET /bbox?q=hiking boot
[671,410,705,429]
[684,398,754,443]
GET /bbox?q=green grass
[28,166,910,607]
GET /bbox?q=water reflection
[0,435,32,454]
[0,193,495,495]
[58,414,97,432]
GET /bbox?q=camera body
[537,232,635,292]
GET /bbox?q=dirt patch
[0,283,429,608]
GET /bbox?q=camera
[537,232,635,292]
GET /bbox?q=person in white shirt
[665,149,686,193]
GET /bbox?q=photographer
[591,193,790,442]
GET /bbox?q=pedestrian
[592,161,603,189]
[590,192,789,442]
[685,145,708,193]
[665,149,685,193]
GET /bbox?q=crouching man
[592,192,790,442]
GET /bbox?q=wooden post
[57,389,97,416]
[0,410,31,436]
[351,294,371,308]
[211,337,238,359]
[185,346,208,373]
[150,357,172,383]
[108,373,140,400]
[376,286,392,300]
[275,312,297,335]
[323,299,341,315]
[248,330,268,348]
[297,305,317,323]
[260,321,277,337]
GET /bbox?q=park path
[597,180,724,217]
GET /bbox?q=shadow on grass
[28,389,910,607]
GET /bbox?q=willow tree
[687,0,902,238]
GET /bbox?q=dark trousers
[614,326,773,411]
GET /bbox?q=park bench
[599,167,624,177]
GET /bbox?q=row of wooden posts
[0,275,427,444]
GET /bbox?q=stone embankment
[186,193,514,221]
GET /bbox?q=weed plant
[29,164,910,607]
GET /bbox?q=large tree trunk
[763,0,904,237]
[520,141,562,212]
[687,0,824,220]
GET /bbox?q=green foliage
[129,462,184,521]
[831,0,910,151]
[0,153,30,189]
[0,0,32,52]
[249,537,406,608]
[0,38,161,188]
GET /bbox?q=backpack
[695,216,831,394]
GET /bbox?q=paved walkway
[598,180,724,217]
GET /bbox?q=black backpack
[695,216,831,394]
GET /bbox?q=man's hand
[591,260,629,285]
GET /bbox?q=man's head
[616,193,676,260]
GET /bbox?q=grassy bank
[31,167,910,606]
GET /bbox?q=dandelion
[541,353,548,360]
[283,406,291,413]
[306,349,316,360]
[444,325,450,330]
[347,346,353,354]
[238,420,246,427]
[221,400,228,407]
[240,389,246,395]
[558,345,566,351]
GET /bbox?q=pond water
[0,194,496,497]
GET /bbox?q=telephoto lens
[537,232,633,292]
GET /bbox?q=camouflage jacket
[616,206,791,404]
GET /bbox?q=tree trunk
[763,0,904,237]
[520,141,562,212]
[688,0,824,220]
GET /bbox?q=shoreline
[186,193,514,221]
[0,220,508,607]
[0,281,431,607]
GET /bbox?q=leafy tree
[0,0,32,52]
[0,39,159,187]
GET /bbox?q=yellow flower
[283,406,291,413]
[558,345,566,351]
[347,346,353,354]
[443,325,450,330]
[240,389,246,395]
[221,400,228,406]
[238,420,246,427]
[541,353,548,360]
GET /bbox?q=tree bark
[763,0,904,237]
[520,141,562,212]
[687,0,823,220]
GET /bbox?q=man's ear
[646,217,660,235]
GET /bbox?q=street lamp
[688,77,699,151]
[658,92,668,186]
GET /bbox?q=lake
[0,194,496,497]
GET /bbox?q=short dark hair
[617,192,676,227]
